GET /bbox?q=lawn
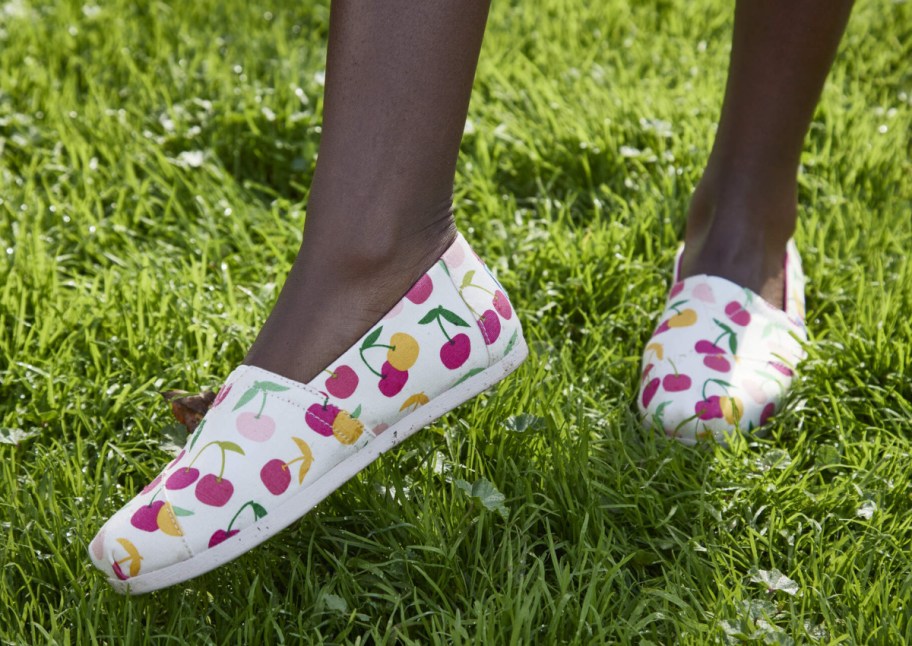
[1,0,911,643]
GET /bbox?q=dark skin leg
[245,1,491,383]
[683,0,854,307]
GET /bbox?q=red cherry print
[130,501,165,532]
[165,467,200,490]
[208,529,240,548]
[478,309,501,344]
[260,459,291,495]
[378,361,408,397]
[662,374,692,392]
[195,474,234,507]
[724,301,751,326]
[405,274,433,304]
[760,402,776,426]
[695,396,724,420]
[492,291,513,319]
[306,402,340,436]
[642,378,660,407]
[212,383,233,408]
[440,333,471,369]
[703,355,731,372]
[695,340,725,354]
[325,365,358,399]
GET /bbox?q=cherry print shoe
[88,232,527,593]
[638,240,807,445]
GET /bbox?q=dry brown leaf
[160,390,216,433]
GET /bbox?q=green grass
[1,0,911,643]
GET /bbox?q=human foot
[243,207,457,385]
[88,232,527,593]
[681,175,797,310]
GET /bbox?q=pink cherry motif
[325,365,358,399]
[442,242,466,269]
[760,402,777,426]
[405,274,433,304]
[653,320,671,336]
[642,378,660,408]
[378,361,408,397]
[724,301,752,326]
[165,449,186,471]
[236,411,276,442]
[668,281,685,299]
[692,283,715,303]
[440,333,471,369]
[642,362,654,383]
[90,529,106,561]
[195,473,234,507]
[703,355,731,372]
[372,423,389,435]
[769,361,794,377]
[209,528,239,548]
[112,561,129,581]
[141,474,163,494]
[130,500,165,532]
[695,340,725,355]
[695,396,724,420]
[478,309,501,345]
[166,467,200,490]
[492,290,513,319]
[662,373,692,392]
[260,459,291,495]
[383,300,404,320]
[211,383,233,408]
[306,402,340,436]
[742,378,768,405]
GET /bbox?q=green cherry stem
[668,359,679,376]
[462,281,495,297]
[226,501,256,533]
[256,391,267,419]
[147,488,163,506]
[358,345,385,378]
[435,314,452,343]
[187,441,227,479]
[188,419,206,452]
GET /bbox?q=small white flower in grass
[856,500,876,520]
[749,568,800,596]
[176,150,205,168]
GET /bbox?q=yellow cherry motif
[332,411,364,445]
[720,396,743,424]
[387,332,420,371]
[156,503,184,537]
[645,342,664,360]
[399,392,430,412]
[668,309,697,328]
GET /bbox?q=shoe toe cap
[638,352,795,445]
[88,488,193,587]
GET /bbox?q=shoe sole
[110,336,529,594]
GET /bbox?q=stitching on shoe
[243,367,327,400]
[304,409,334,434]
[163,489,195,558]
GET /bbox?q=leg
[245,0,491,382]
[683,0,854,307]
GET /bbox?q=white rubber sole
[109,337,529,594]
